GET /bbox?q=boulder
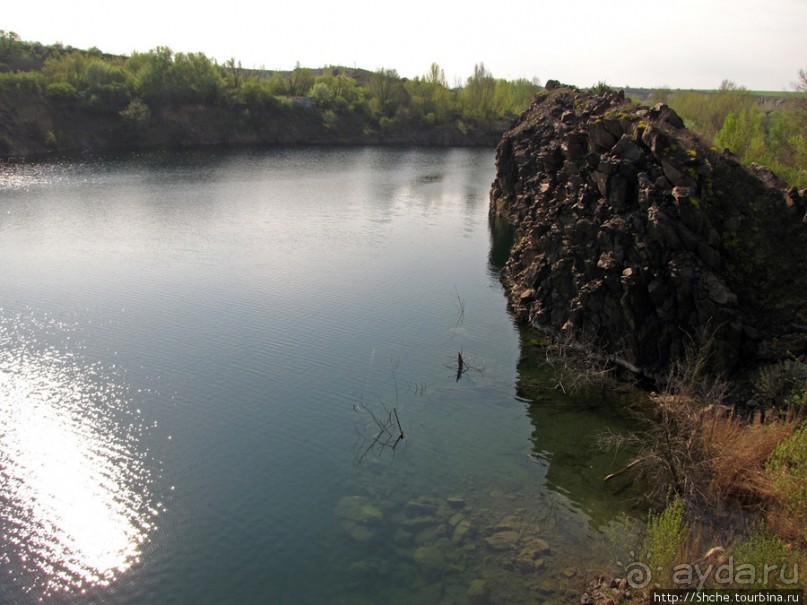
[490,84,807,382]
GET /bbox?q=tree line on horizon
[0,30,542,137]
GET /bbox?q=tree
[0,30,21,62]
[129,46,174,103]
[462,62,496,123]
[369,67,403,117]
[224,57,244,89]
[425,62,446,87]
[42,50,88,88]
[287,62,314,96]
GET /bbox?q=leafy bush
[641,494,689,584]
[591,81,615,95]
[766,425,807,541]
[0,71,43,93]
[45,81,77,101]
[733,530,801,588]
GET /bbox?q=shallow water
[0,147,641,604]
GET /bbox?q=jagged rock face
[491,86,807,382]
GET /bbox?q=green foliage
[287,63,313,97]
[766,425,807,540]
[591,81,614,95]
[0,34,552,152]
[640,493,689,583]
[462,62,496,124]
[45,81,77,101]
[668,75,807,188]
[733,530,801,588]
[0,71,44,94]
[755,360,807,413]
[649,86,672,104]
[43,50,88,88]
[715,105,767,159]
[368,67,403,117]
[126,47,225,104]
[237,77,276,107]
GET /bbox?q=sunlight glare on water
[0,312,158,598]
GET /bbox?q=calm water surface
[0,148,640,604]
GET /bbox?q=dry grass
[704,413,795,508]
[600,333,804,545]
[604,391,801,527]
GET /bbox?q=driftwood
[603,458,645,482]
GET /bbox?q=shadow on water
[487,214,515,276]
[515,328,649,528]
[487,213,646,529]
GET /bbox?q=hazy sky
[4,0,805,91]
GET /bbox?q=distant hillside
[0,33,540,157]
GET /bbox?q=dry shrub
[705,414,794,507]
[601,333,802,527]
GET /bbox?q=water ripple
[0,312,159,600]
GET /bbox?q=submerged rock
[335,495,384,542]
[334,495,383,525]
[485,530,520,551]
[413,544,447,571]
[446,495,466,509]
[451,518,473,544]
[467,578,491,605]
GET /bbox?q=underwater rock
[404,498,438,517]
[334,495,383,525]
[485,530,520,551]
[446,495,466,509]
[413,545,447,572]
[451,518,473,544]
[520,537,551,559]
[467,578,491,605]
[342,521,379,542]
[401,515,439,530]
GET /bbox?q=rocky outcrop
[491,84,807,383]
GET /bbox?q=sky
[4,0,806,91]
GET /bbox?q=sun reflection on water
[0,312,157,598]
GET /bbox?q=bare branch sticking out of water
[353,398,406,463]
[447,350,484,382]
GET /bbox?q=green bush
[641,494,689,585]
[0,71,43,93]
[766,425,807,540]
[45,81,77,101]
[733,530,800,588]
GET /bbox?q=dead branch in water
[353,370,407,463]
[354,398,406,463]
[448,350,484,382]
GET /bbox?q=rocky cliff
[490,82,807,383]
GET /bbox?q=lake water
[0,147,641,605]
